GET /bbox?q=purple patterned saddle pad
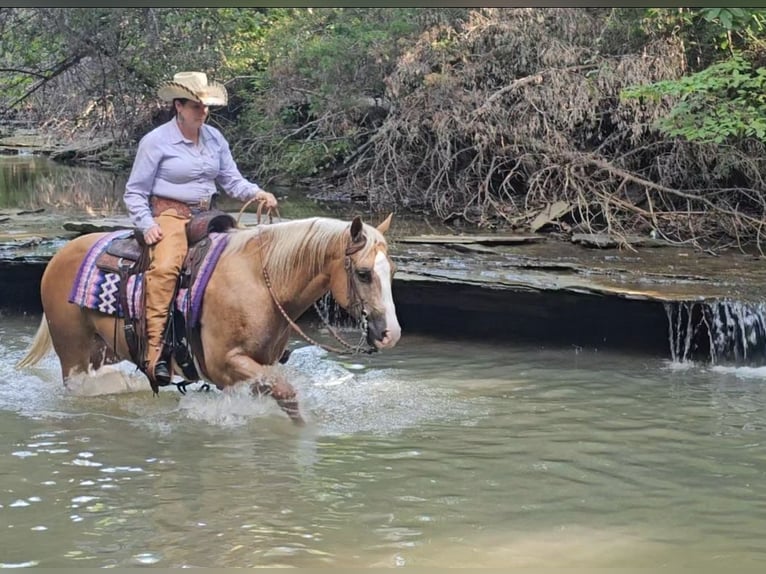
[67,230,231,326]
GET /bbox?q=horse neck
[250,221,344,313]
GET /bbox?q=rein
[263,264,372,356]
[237,195,279,226]
[250,206,374,356]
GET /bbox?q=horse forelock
[221,218,385,287]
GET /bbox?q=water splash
[665,300,766,365]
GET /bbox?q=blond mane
[223,217,386,287]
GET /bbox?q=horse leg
[42,300,96,382]
[89,334,121,370]
[252,378,303,425]
[218,353,305,425]
[39,233,104,383]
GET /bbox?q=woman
[123,71,278,388]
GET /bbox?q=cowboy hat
[157,71,228,106]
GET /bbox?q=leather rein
[240,199,375,356]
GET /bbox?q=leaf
[720,11,733,30]
[530,200,572,232]
[704,8,722,21]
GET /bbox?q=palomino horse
[16,215,401,424]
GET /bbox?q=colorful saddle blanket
[68,229,231,326]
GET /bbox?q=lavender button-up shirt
[124,118,262,232]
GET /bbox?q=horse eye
[356,269,372,283]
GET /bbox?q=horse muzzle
[366,313,401,349]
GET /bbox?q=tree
[0,8,268,139]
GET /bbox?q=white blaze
[374,251,401,347]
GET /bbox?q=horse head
[329,214,401,350]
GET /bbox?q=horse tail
[16,314,53,369]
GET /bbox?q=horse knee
[274,389,303,426]
[270,380,296,401]
[255,380,303,425]
[250,378,296,400]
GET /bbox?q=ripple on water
[173,346,488,435]
[131,553,161,565]
[285,346,489,435]
[0,348,69,415]
[10,317,766,566]
[3,323,489,438]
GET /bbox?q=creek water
[0,154,413,227]
[3,313,766,567]
[3,156,766,566]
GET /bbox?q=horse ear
[377,212,393,234]
[350,216,364,243]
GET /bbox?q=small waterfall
[313,292,357,329]
[665,300,766,365]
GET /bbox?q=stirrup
[174,380,211,394]
[153,360,172,386]
[144,351,171,394]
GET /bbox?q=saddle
[95,210,237,393]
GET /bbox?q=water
[0,155,421,229]
[3,313,766,567]
[5,155,766,566]
[0,155,126,215]
[667,300,766,365]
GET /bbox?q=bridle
[251,206,377,356]
[340,234,367,322]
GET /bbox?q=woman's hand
[256,190,278,209]
[143,224,164,245]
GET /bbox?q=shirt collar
[167,118,206,145]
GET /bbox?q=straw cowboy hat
[157,71,228,106]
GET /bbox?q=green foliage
[0,6,464,181]
[0,8,268,121]
[697,8,766,52]
[274,139,352,178]
[233,8,456,181]
[257,8,423,101]
[0,9,68,104]
[593,8,650,55]
[699,8,764,33]
[622,9,766,144]
[643,8,766,58]
[622,55,766,142]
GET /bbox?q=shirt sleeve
[214,134,262,202]
[123,134,162,232]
